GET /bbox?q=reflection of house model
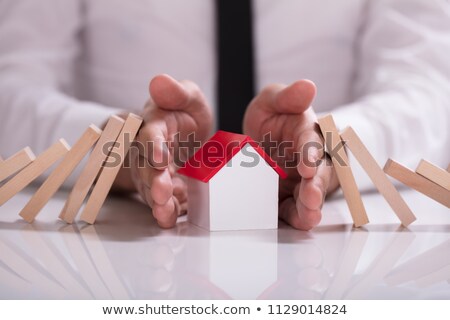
[178,131,286,231]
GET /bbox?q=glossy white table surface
[0,185,449,299]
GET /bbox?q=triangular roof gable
[178,130,287,182]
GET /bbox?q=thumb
[274,79,316,114]
[149,74,190,111]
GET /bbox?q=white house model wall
[187,143,279,231]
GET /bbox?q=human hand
[116,74,212,228]
[243,81,339,230]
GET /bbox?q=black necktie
[216,0,255,133]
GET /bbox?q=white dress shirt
[0,0,449,189]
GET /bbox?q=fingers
[152,197,177,228]
[279,197,321,231]
[130,150,179,228]
[131,74,212,228]
[132,156,188,227]
[258,80,316,115]
[149,74,190,110]
[275,80,316,114]
[244,80,316,139]
[296,120,325,179]
[141,177,179,229]
[299,158,331,211]
[149,74,212,135]
[144,74,212,157]
[281,159,332,230]
[172,176,188,215]
[136,120,170,169]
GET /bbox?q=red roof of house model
[178,130,287,182]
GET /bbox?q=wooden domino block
[0,139,70,206]
[19,125,102,223]
[415,159,450,191]
[59,116,125,223]
[0,147,36,183]
[384,159,450,208]
[317,115,369,227]
[340,127,416,227]
[80,114,143,224]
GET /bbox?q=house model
[178,131,287,231]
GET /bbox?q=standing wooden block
[317,115,369,227]
[0,139,70,206]
[0,147,36,183]
[19,125,102,223]
[415,159,450,191]
[59,116,125,223]
[340,127,416,227]
[80,114,143,224]
[384,159,450,208]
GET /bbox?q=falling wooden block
[0,147,36,183]
[80,114,143,224]
[60,116,125,223]
[19,125,102,223]
[384,159,450,208]
[340,127,416,227]
[317,115,369,227]
[415,159,450,191]
[0,139,70,206]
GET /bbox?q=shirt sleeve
[331,0,450,190]
[0,0,122,184]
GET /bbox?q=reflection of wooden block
[416,159,450,191]
[0,147,36,183]
[0,139,70,206]
[19,126,102,223]
[60,116,125,223]
[345,232,415,299]
[80,114,142,224]
[340,127,416,227]
[60,225,112,298]
[416,265,450,288]
[80,226,130,299]
[384,159,450,208]
[317,115,369,227]
[385,239,450,286]
[0,239,65,296]
[324,230,369,299]
[20,225,91,297]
